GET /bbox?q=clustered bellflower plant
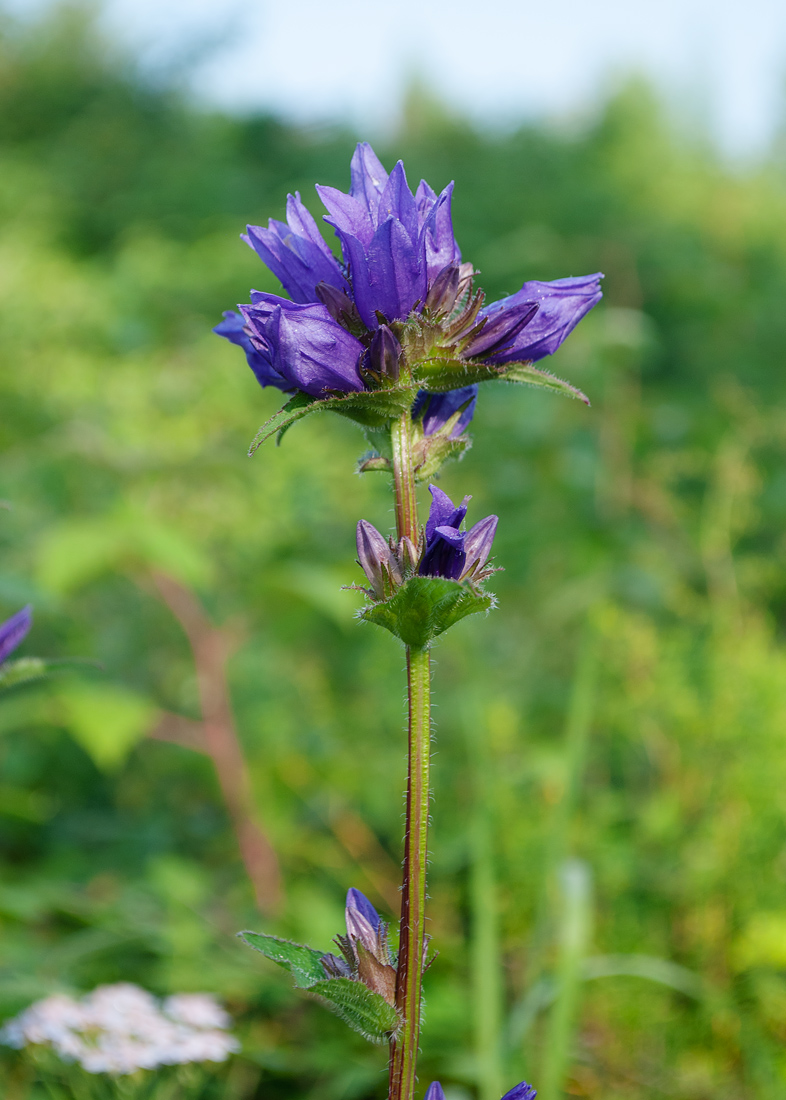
[217,143,602,1100]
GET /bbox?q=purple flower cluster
[0,606,32,666]
[356,485,497,598]
[215,142,602,431]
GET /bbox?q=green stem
[390,644,431,1100]
[388,410,431,1100]
[391,410,419,543]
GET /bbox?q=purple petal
[425,484,469,542]
[317,184,374,248]
[213,311,290,391]
[0,606,32,666]
[346,887,382,933]
[415,179,438,218]
[424,1085,446,1100]
[348,217,426,328]
[500,1083,537,1100]
[464,300,539,359]
[241,295,365,397]
[243,201,347,305]
[421,182,461,281]
[482,273,603,363]
[419,528,466,581]
[378,161,419,241]
[349,142,389,216]
[413,386,477,438]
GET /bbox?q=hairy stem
[391,410,419,543]
[390,645,431,1100]
[389,411,431,1100]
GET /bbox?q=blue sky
[9,0,786,158]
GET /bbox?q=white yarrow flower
[0,984,238,1075]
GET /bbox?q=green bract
[359,575,495,648]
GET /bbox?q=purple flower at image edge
[419,485,497,582]
[0,606,32,666]
[426,1082,536,1100]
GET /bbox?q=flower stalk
[387,408,431,1100]
[389,642,431,1100]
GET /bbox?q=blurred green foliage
[3,5,786,1099]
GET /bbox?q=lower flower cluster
[357,485,498,600]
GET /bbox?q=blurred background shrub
[3,4,786,1099]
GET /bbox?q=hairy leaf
[308,977,401,1043]
[238,931,328,989]
[500,361,590,404]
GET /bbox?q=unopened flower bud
[368,325,401,381]
[315,281,361,327]
[460,514,498,580]
[356,520,391,599]
[426,263,460,314]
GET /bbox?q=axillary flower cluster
[219,143,601,1100]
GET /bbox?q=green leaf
[500,361,590,404]
[248,393,316,454]
[248,387,417,453]
[360,575,495,647]
[238,931,328,989]
[308,977,400,1043]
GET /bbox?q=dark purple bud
[412,386,478,439]
[425,485,469,543]
[357,520,390,598]
[460,515,498,580]
[0,606,32,666]
[315,281,360,327]
[243,192,348,305]
[424,1085,446,1100]
[241,295,365,397]
[464,300,539,359]
[501,1083,537,1100]
[368,325,401,380]
[425,264,461,313]
[480,274,603,364]
[321,953,351,978]
[213,311,291,391]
